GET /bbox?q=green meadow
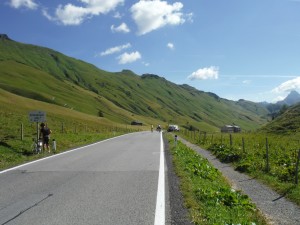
[179,129,300,206]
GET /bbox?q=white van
[168,125,179,132]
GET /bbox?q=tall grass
[167,134,267,225]
[0,89,145,171]
[179,129,300,206]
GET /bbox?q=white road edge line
[0,133,133,175]
[154,131,165,225]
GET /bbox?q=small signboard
[29,111,46,122]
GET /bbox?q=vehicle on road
[131,121,143,125]
[167,125,179,132]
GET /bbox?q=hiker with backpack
[40,122,52,153]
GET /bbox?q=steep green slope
[0,34,269,131]
[260,103,300,134]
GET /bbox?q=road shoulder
[164,136,194,225]
[179,137,300,225]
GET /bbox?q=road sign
[29,111,46,122]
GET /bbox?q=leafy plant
[180,130,300,206]
[168,135,266,225]
[208,144,241,163]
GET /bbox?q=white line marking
[0,133,132,175]
[154,132,165,225]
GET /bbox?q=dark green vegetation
[180,130,300,206]
[261,103,300,134]
[167,135,267,224]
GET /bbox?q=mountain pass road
[0,131,169,225]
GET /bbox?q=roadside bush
[169,137,266,225]
[208,144,241,163]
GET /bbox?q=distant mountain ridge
[277,90,300,106]
[0,34,270,131]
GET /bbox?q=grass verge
[167,135,267,225]
[0,131,127,171]
[179,131,300,206]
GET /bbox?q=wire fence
[178,129,300,185]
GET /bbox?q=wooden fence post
[295,149,300,185]
[21,123,24,141]
[242,137,245,153]
[230,134,232,147]
[266,137,270,173]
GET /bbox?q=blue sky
[1,0,300,103]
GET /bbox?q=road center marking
[154,132,165,225]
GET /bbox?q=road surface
[0,131,169,225]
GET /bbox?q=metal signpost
[29,111,46,143]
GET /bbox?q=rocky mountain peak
[0,34,11,41]
[278,90,300,106]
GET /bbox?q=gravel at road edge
[179,137,300,225]
[164,137,194,225]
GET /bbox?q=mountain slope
[0,34,270,131]
[260,103,300,134]
[277,90,300,106]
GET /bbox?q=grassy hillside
[0,34,270,131]
[260,103,300,134]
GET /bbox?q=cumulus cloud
[130,0,185,35]
[188,67,219,80]
[111,22,130,33]
[167,42,174,50]
[272,76,300,93]
[118,51,141,64]
[55,4,88,25]
[113,12,122,19]
[51,0,124,25]
[99,43,131,56]
[9,0,38,9]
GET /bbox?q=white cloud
[142,61,150,67]
[242,80,251,84]
[272,95,286,102]
[42,8,56,21]
[111,22,130,33]
[52,0,124,25]
[188,67,219,80]
[9,0,38,9]
[55,4,88,25]
[99,43,131,56]
[118,51,141,64]
[113,12,122,19]
[130,0,185,35]
[167,42,174,50]
[271,76,300,93]
[186,12,194,23]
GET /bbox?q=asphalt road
[0,131,169,225]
